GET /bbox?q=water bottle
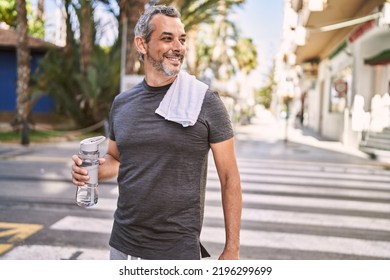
[76,136,106,207]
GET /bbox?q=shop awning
[364,49,390,66]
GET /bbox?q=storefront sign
[348,20,375,44]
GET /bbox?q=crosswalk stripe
[210,160,390,180]
[206,191,390,213]
[50,216,112,234]
[208,173,390,190]
[206,181,390,200]
[0,245,108,260]
[235,158,387,172]
[49,216,390,259]
[200,227,390,259]
[205,206,390,232]
[236,167,390,183]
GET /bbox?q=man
[71,5,242,260]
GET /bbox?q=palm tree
[64,0,75,56]
[117,0,149,75]
[161,0,244,31]
[0,0,17,26]
[33,0,45,38]
[0,0,44,37]
[31,0,121,127]
[194,0,256,82]
[71,0,111,75]
[234,37,257,75]
[37,0,44,19]
[15,0,31,145]
[79,0,94,75]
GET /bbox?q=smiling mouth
[167,57,181,62]
[164,54,183,63]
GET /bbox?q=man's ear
[134,37,147,55]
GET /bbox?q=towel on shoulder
[155,71,209,127]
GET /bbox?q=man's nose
[172,38,184,52]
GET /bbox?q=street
[0,111,390,260]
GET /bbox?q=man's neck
[144,72,178,87]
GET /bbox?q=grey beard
[147,54,180,77]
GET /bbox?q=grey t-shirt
[108,79,233,260]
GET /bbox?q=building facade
[0,28,57,117]
[276,0,390,159]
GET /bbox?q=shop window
[329,67,351,113]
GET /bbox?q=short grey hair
[134,5,181,44]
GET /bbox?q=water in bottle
[76,136,106,207]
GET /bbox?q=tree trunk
[79,0,93,76]
[64,0,74,56]
[15,0,31,146]
[120,0,148,75]
[37,0,44,20]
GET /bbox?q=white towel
[155,71,209,127]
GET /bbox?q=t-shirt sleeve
[203,90,234,143]
[108,99,117,142]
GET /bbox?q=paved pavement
[234,109,385,166]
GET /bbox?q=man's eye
[162,37,172,41]
[180,39,186,44]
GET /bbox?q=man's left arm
[210,137,242,260]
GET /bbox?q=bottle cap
[80,136,106,152]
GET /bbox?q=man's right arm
[71,139,120,186]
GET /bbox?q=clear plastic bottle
[76,136,105,207]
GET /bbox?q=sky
[29,0,284,86]
[233,0,284,85]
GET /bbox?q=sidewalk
[0,140,82,160]
[234,109,387,167]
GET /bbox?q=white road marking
[200,227,390,259]
[49,215,390,259]
[0,245,108,260]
